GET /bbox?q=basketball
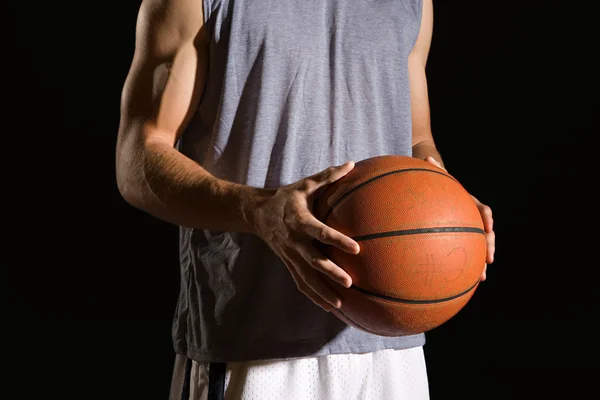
[313,155,487,336]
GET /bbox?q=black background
[10,1,595,399]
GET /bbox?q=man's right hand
[251,161,361,312]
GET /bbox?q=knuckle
[291,212,307,228]
[309,257,327,271]
[317,227,330,242]
[306,256,319,268]
[300,179,316,193]
[285,208,307,230]
[326,167,339,182]
[282,213,295,227]
[482,205,492,216]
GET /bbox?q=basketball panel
[325,170,483,237]
[313,155,449,222]
[325,232,486,300]
[328,282,479,336]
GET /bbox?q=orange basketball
[313,155,487,336]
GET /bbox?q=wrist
[412,143,444,169]
[236,184,275,235]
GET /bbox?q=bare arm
[408,0,496,276]
[115,0,267,232]
[115,0,361,311]
[408,0,444,167]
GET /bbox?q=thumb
[308,161,355,193]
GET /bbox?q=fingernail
[337,277,351,288]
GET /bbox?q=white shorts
[169,347,430,400]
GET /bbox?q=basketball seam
[351,279,480,304]
[352,226,485,241]
[321,168,458,223]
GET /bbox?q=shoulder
[135,0,206,61]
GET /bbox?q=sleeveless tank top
[175,0,425,363]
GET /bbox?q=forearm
[116,135,271,233]
[412,140,445,169]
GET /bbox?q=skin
[408,0,495,280]
[115,0,496,312]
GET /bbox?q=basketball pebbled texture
[313,155,487,336]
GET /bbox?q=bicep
[118,0,208,148]
[409,0,434,146]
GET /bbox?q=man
[116,0,496,398]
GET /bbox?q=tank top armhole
[409,0,424,52]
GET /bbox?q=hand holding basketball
[251,161,361,312]
[313,155,489,336]
[424,156,495,281]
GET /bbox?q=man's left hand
[424,156,495,281]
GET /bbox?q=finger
[425,156,439,167]
[481,264,487,281]
[486,230,495,264]
[425,156,446,171]
[301,214,360,255]
[478,203,494,233]
[283,257,334,312]
[288,252,343,309]
[296,242,353,288]
[304,161,355,194]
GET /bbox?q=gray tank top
[175,0,425,362]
